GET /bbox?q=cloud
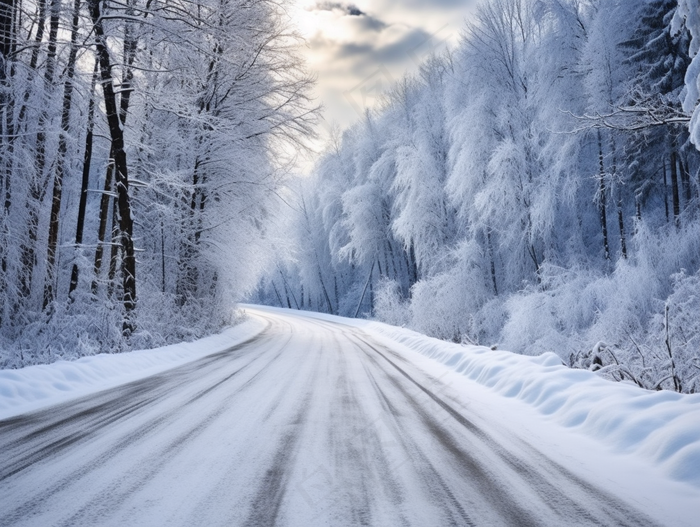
[293,0,473,163]
[307,2,387,31]
[309,2,365,16]
[330,26,432,72]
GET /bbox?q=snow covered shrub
[648,269,700,393]
[501,264,598,357]
[497,220,700,392]
[469,297,508,349]
[409,241,493,343]
[0,295,124,369]
[410,277,463,342]
[374,278,410,327]
[562,223,700,392]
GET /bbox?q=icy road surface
[0,308,686,526]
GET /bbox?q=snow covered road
[0,308,688,526]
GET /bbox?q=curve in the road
[0,309,664,527]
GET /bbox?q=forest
[0,0,316,366]
[255,0,700,393]
[1,0,698,394]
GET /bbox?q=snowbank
[0,317,267,420]
[359,319,700,488]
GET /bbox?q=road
[0,308,665,526]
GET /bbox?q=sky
[290,0,477,167]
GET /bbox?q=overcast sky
[290,1,476,163]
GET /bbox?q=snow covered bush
[373,279,411,328]
[649,269,700,392]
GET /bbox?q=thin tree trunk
[663,161,669,222]
[318,267,333,314]
[354,261,375,318]
[679,154,692,206]
[271,281,283,308]
[385,240,397,280]
[69,61,98,295]
[13,0,47,134]
[106,198,120,298]
[282,281,292,309]
[617,203,627,259]
[407,243,418,285]
[0,0,15,64]
[0,0,16,321]
[277,264,299,309]
[670,150,680,226]
[487,229,498,295]
[92,157,114,294]
[161,221,166,293]
[609,137,627,260]
[597,130,610,261]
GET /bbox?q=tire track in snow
[0,329,286,525]
[355,332,662,527]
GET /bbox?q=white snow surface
[1,304,699,498]
[0,317,267,420]
[251,306,700,492]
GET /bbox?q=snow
[263,306,700,491]
[0,317,267,420]
[364,321,700,487]
[2,305,699,491]
[1,305,699,526]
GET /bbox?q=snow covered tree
[273,0,700,393]
[0,0,317,366]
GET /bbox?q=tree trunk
[44,0,82,308]
[679,154,692,206]
[617,201,627,259]
[662,161,669,222]
[385,239,397,281]
[93,0,138,300]
[90,0,136,333]
[670,150,680,226]
[0,0,16,321]
[316,263,334,314]
[69,62,98,295]
[597,130,610,261]
[354,261,375,318]
[407,243,418,285]
[0,0,14,64]
[92,157,114,294]
[609,137,627,260]
[106,198,120,299]
[161,222,166,293]
[487,229,498,296]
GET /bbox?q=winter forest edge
[0,0,698,395]
[0,0,317,364]
[255,0,700,394]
